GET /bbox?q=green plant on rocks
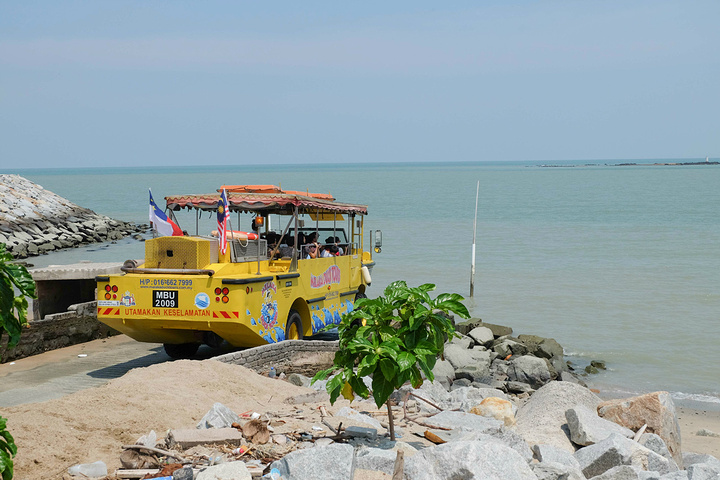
[0,243,36,350]
[312,281,470,440]
[0,415,17,480]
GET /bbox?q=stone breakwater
[0,174,145,258]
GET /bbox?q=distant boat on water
[706,156,710,163]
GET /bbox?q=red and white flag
[149,189,183,237]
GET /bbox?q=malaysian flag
[217,188,230,254]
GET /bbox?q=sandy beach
[677,406,720,458]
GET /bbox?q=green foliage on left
[312,280,470,408]
[0,415,17,480]
[0,243,37,348]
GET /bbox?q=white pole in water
[470,180,479,297]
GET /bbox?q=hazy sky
[1,1,718,168]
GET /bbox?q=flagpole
[470,181,479,297]
[225,193,233,261]
[149,188,157,239]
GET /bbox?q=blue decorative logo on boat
[194,292,210,309]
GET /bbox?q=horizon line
[2,156,716,174]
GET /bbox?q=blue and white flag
[149,189,183,237]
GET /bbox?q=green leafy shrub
[0,243,36,349]
[0,415,17,480]
[313,280,469,435]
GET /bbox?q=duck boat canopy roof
[164,185,367,216]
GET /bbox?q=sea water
[9,161,720,409]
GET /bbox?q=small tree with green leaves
[0,244,36,480]
[0,416,17,480]
[312,281,469,439]
[0,243,36,351]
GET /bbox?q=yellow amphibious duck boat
[96,185,381,358]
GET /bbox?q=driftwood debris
[392,450,405,480]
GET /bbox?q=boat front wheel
[285,310,304,341]
[163,342,200,359]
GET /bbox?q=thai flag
[217,188,230,254]
[149,189,183,237]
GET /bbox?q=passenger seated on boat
[325,236,344,255]
[320,244,333,258]
[307,232,320,245]
[304,243,318,259]
[278,235,295,259]
[266,232,281,258]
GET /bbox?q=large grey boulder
[431,359,455,390]
[561,372,587,387]
[574,434,632,478]
[516,381,601,452]
[425,411,503,433]
[494,338,529,358]
[565,405,634,446]
[454,318,484,336]
[483,322,514,338]
[335,406,384,430]
[682,453,720,480]
[404,440,538,480]
[455,363,492,384]
[425,426,533,463]
[411,380,451,414]
[508,355,553,389]
[657,473,688,480]
[686,462,720,479]
[444,343,492,371]
[638,434,673,463]
[270,444,354,480]
[574,434,675,478]
[355,446,405,476]
[469,326,495,347]
[492,427,535,462]
[285,373,311,387]
[682,452,720,471]
[597,392,682,468]
[197,403,242,429]
[585,464,646,480]
[450,333,474,349]
[450,378,472,390]
[531,461,585,480]
[450,386,509,412]
[537,338,565,361]
[533,444,583,471]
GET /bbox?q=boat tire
[163,342,200,359]
[285,310,304,341]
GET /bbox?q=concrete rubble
[85,318,720,480]
[0,174,145,258]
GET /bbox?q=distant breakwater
[0,174,146,259]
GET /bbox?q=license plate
[153,290,178,308]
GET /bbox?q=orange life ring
[211,230,259,241]
[227,230,258,241]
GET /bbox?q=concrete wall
[213,340,339,376]
[0,301,119,363]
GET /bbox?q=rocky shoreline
[8,318,718,479]
[263,318,719,479]
[0,174,145,259]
